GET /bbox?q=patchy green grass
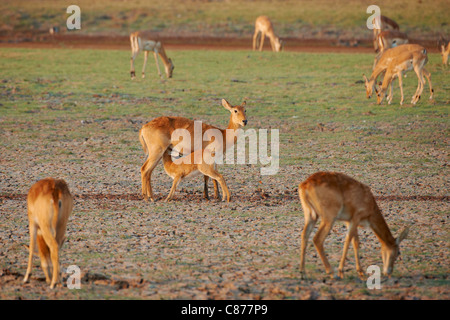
[1,47,447,177]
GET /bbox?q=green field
[0,46,449,300]
[1,47,448,171]
[2,0,449,39]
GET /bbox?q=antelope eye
[234,110,238,113]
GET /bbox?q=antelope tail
[51,193,61,238]
[299,187,318,221]
[139,129,148,155]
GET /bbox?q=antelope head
[165,58,174,78]
[363,74,375,99]
[222,99,247,128]
[274,38,284,52]
[381,226,410,276]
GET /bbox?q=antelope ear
[241,101,246,107]
[441,44,446,53]
[395,225,411,245]
[363,74,368,83]
[222,99,233,110]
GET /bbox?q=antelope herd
[22,13,448,288]
[364,44,433,105]
[367,15,444,105]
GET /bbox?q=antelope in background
[364,44,433,105]
[130,31,174,79]
[139,99,247,202]
[375,45,431,105]
[299,172,410,280]
[373,30,409,68]
[438,35,450,65]
[372,15,400,53]
[253,16,284,52]
[23,178,73,289]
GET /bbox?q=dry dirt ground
[0,118,448,300]
[0,33,441,53]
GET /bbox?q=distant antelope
[372,15,400,52]
[373,30,409,68]
[23,178,73,288]
[364,44,433,105]
[252,16,284,52]
[299,172,410,279]
[375,45,430,105]
[130,31,174,79]
[162,148,231,202]
[440,41,450,66]
[139,99,247,202]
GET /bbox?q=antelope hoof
[358,272,366,281]
[50,281,61,289]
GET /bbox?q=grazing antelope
[372,15,400,53]
[23,178,73,289]
[373,30,409,68]
[252,16,283,52]
[130,31,174,79]
[139,99,247,202]
[162,148,231,202]
[376,46,430,105]
[299,172,410,280]
[364,44,433,105]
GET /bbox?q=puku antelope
[139,99,247,202]
[130,31,174,79]
[252,16,283,52]
[299,172,410,280]
[373,30,409,68]
[23,178,73,289]
[364,44,433,105]
[162,148,231,202]
[372,15,400,53]
[376,45,430,105]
